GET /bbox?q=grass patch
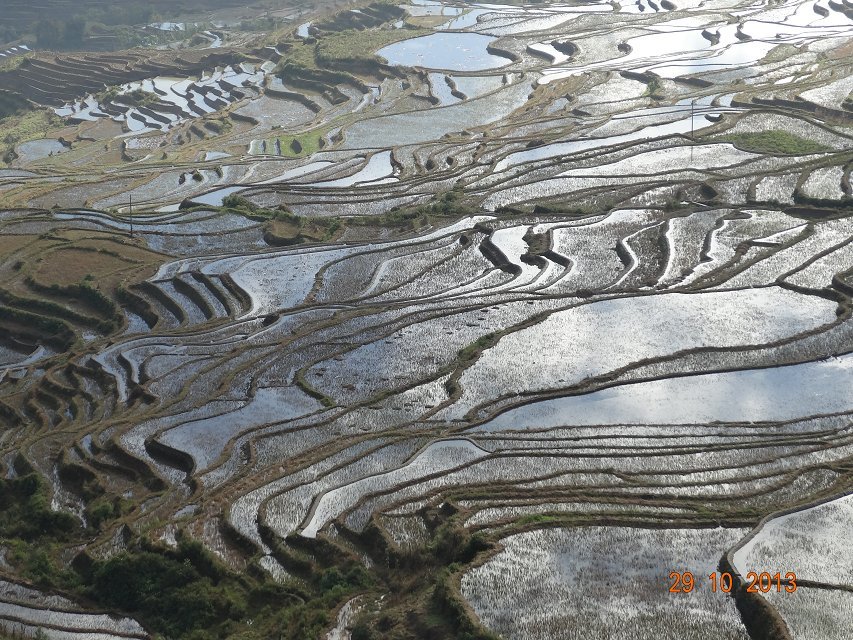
[1,107,62,164]
[0,230,160,346]
[223,188,476,246]
[221,195,342,243]
[644,76,663,99]
[34,246,141,288]
[317,27,427,66]
[272,3,426,72]
[718,130,832,155]
[259,128,329,157]
[0,53,32,72]
[283,40,318,69]
[761,43,800,65]
[97,86,160,108]
[457,333,499,365]
[352,189,478,230]
[12,232,161,298]
[275,25,427,73]
[204,118,231,136]
[406,15,453,28]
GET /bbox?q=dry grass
[826,40,853,61]
[0,234,36,257]
[34,247,139,287]
[3,231,162,305]
[406,15,453,28]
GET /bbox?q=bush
[92,551,199,610]
[88,540,270,638]
[222,194,258,212]
[351,623,375,640]
[86,498,123,530]
[222,195,301,224]
[0,474,78,540]
[90,551,224,636]
[721,131,832,155]
[277,602,330,640]
[357,188,476,228]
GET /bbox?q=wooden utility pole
[690,99,695,164]
[129,193,134,238]
[691,99,695,141]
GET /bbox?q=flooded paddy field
[1,0,853,637]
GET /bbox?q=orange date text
[668,571,797,594]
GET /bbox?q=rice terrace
[0,0,852,637]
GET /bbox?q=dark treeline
[0,0,256,48]
[33,17,88,49]
[31,6,156,48]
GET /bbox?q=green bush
[0,474,78,540]
[91,551,221,636]
[222,195,302,224]
[720,130,832,155]
[222,194,259,212]
[85,498,120,530]
[87,540,280,638]
[351,623,375,640]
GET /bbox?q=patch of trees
[222,194,301,223]
[0,474,78,540]
[354,189,478,229]
[34,17,86,49]
[25,276,119,319]
[83,5,154,27]
[90,544,232,637]
[0,89,30,119]
[85,539,372,640]
[0,24,25,46]
[28,5,156,50]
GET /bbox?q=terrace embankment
[4,0,853,637]
[0,49,266,107]
[309,3,407,37]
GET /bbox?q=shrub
[721,131,832,155]
[0,474,78,540]
[87,501,115,529]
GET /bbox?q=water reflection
[378,32,513,71]
[477,355,853,430]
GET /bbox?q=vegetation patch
[718,130,832,155]
[352,189,478,230]
[0,473,78,542]
[98,87,160,109]
[316,28,427,67]
[347,504,499,640]
[1,108,62,165]
[222,195,342,243]
[274,21,426,73]
[0,465,375,640]
[33,245,144,288]
[0,89,30,119]
[258,128,329,158]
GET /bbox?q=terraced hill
[0,50,269,107]
[1,0,853,638]
[0,0,266,31]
